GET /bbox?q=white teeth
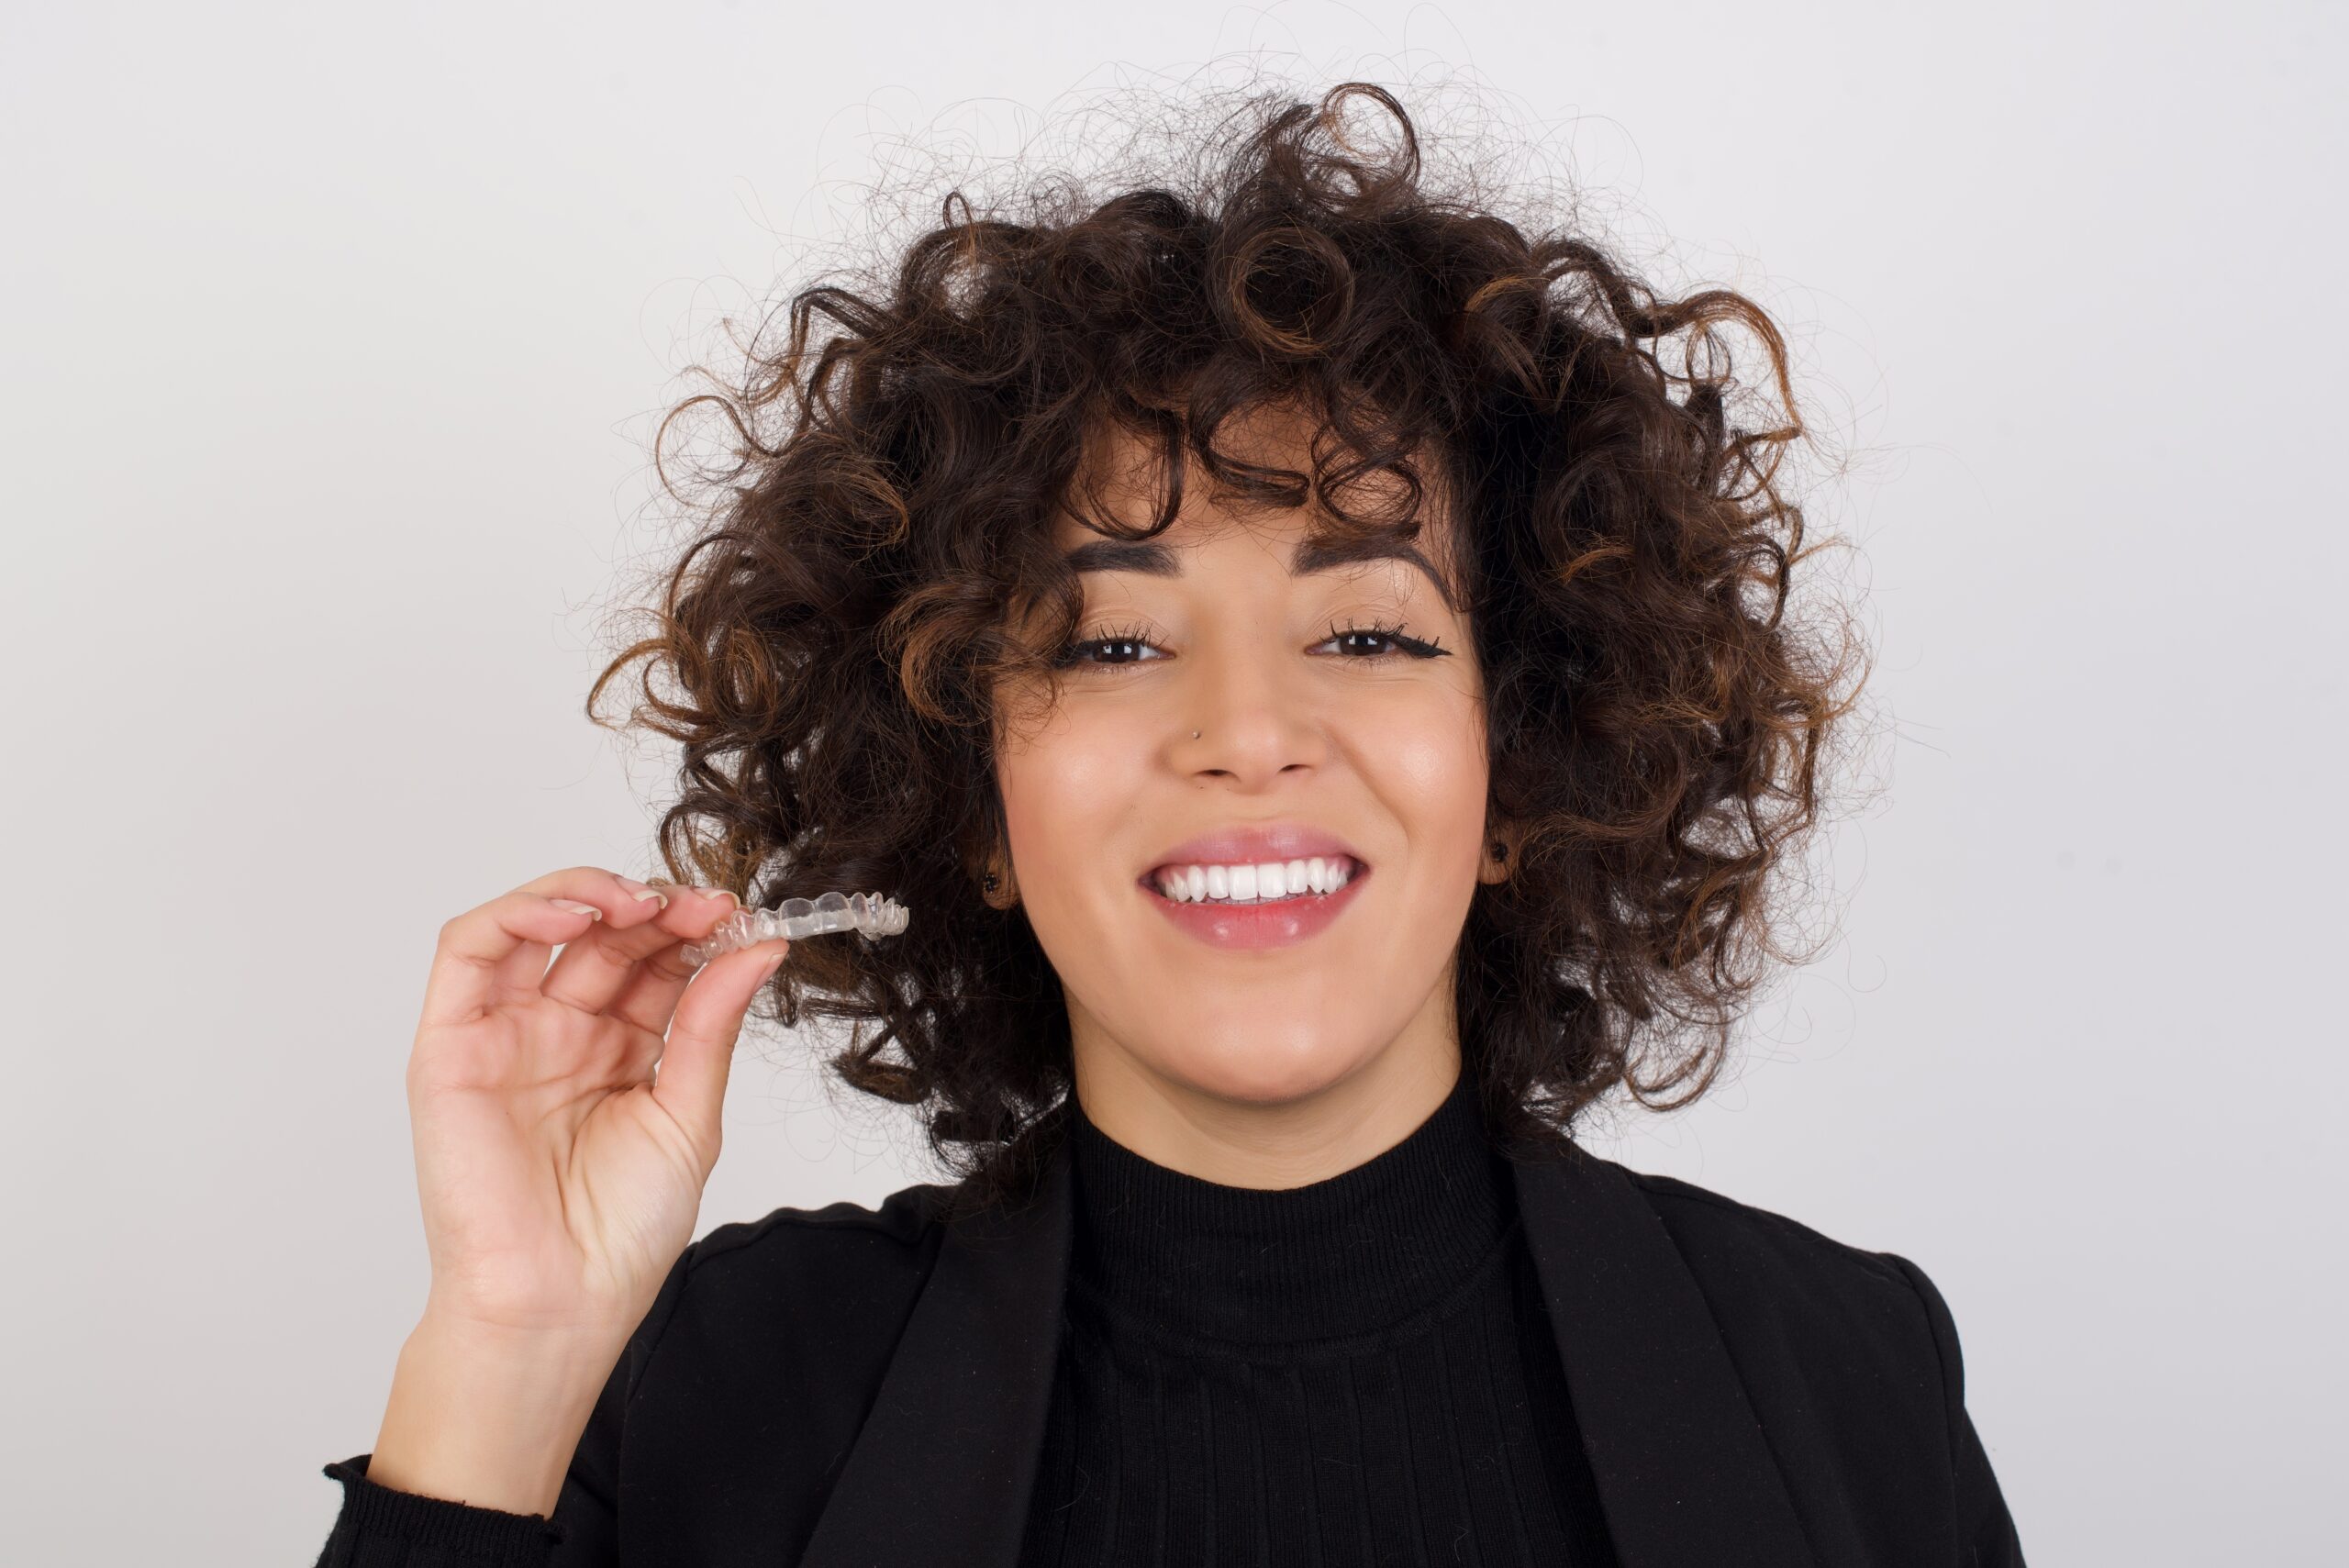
[1152,858,1355,905]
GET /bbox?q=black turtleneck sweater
[1017,1071,1619,1568]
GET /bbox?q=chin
[1138,1021,1379,1106]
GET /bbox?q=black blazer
[322,1116,2026,1567]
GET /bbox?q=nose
[1172,637,1326,787]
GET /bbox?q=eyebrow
[1061,534,1460,612]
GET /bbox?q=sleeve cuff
[321,1451,567,1565]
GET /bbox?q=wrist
[366,1311,627,1518]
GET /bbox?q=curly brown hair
[588,80,1869,1214]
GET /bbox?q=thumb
[651,941,787,1167]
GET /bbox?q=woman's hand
[402,867,786,1343]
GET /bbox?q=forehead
[1050,402,1467,609]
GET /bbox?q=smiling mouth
[1139,856,1367,906]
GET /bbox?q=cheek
[1343,686,1489,857]
[995,703,1154,894]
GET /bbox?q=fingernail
[695,885,740,910]
[616,876,668,907]
[763,949,787,973]
[552,899,603,919]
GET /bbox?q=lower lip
[1138,863,1370,950]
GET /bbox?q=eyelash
[1050,617,1450,671]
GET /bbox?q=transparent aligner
[680,890,910,966]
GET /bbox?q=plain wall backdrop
[3,2,2341,1562]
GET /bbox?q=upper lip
[1144,822,1365,876]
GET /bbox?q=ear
[985,854,1021,910]
[961,794,1022,909]
[1476,821,1519,885]
[977,840,1022,910]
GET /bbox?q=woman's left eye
[1314,620,1450,661]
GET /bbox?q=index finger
[417,865,675,1031]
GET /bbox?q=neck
[1063,1059,1511,1343]
[1068,1018,1463,1191]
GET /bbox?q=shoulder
[577,1178,973,1540]
[1619,1164,1919,1306]
[695,1177,956,1262]
[1533,1160,2008,1551]
[613,1176,963,1424]
[1613,1164,1964,1426]
[628,1179,959,1373]
[634,1114,1067,1379]
[683,1176,960,1307]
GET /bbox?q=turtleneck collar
[1063,1066,1515,1346]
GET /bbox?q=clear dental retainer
[683,890,909,966]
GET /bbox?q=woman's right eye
[1052,623,1165,670]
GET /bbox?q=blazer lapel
[1511,1141,1820,1568]
[795,1125,1074,1568]
[796,1115,1820,1568]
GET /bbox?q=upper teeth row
[1153,857,1354,903]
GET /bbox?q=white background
[4,2,2340,1562]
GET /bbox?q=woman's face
[992,405,1500,1114]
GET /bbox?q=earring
[983,870,1000,894]
[1490,840,1508,862]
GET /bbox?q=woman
[313,83,2024,1566]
